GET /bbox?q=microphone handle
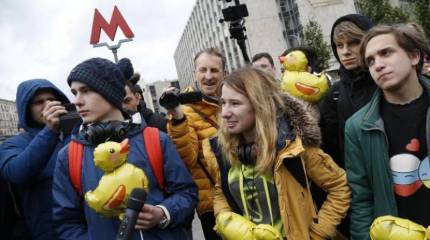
[116,208,140,240]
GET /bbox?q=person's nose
[221,106,232,119]
[204,70,213,80]
[341,45,351,56]
[374,57,386,72]
[73,94,83,108]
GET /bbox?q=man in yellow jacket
[160,48,226,240]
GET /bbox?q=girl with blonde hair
[207,67,351,240]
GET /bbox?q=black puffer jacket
[319,14,376,169]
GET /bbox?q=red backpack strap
[143,127,166,193]
[68,140,84,196]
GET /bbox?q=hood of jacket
[330,14,374,86]
[16,79,69,132]
[277,94,321,150]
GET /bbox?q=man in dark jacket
[53,57,197,240]
[345,24,430,239]
[317,14,376,238]
[319,14,376,168]
[123,73,167,132]
[0,79,70,240]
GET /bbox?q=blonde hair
[218,67,285,173]
[334,21,366,44]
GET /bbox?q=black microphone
[116,188,146,240]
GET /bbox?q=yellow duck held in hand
[281,50,329,103]
[370,215,430,240]
[85,139,149,218]
[215,212,282,240]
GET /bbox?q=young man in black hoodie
[318,14,376,238]
[320,14,376,169]
[123,73,167,132]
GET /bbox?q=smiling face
[70,81,120,123]
[364,33,420,92]
[194,52,225,97]
[220,84,255,139]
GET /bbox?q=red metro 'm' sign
[90,6,134,44]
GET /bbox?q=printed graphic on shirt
[391,138,430,197]
[228,164,284,236]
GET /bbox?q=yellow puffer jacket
[210,94,351,240]
[167,87,219,216]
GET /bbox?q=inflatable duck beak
[279,56,285,64]
[120,139,129,154]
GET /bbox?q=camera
[220,4,248,22]
[159,90,203,110]
[59,103,81,135]
[218,0,250,62]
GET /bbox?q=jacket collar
[275,95,321,166]
[361,75,430,131]
[279,94,321,149]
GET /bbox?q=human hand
[134,204,165,230]
[41,101,67,131]
[160,87,184,120]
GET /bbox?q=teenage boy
[345,24,430,239]
[123,73,167,131]
[52,57,197,240]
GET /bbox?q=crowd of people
[0,12,430,240]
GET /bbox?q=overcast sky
[0,0,196,101]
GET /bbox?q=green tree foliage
[303,20,331,71]
[357,0,409,24]
[414,0,430,38]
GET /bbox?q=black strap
[209,138,242,214]
[197,158,215,186]
[187,105,218,186]
[187,105,219,129]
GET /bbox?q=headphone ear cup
[84,121,128,145]
[244,144,255,165]
[237,143,256,165]
[237,145,245,164]
[114,124,127,140]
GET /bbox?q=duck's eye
[109,148,115,153]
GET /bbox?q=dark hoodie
[319,14,377,168]
[0,79,70,240]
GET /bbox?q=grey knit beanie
[67,57,133,110]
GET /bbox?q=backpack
[68,127,166,196]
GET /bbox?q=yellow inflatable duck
[370,215,430,240]
[215,211,282,240]
[281,50,329,103]
[85,138,149,218]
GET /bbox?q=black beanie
[67,58,133,110]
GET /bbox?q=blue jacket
[0,79,70,240]
[52,124,198,240]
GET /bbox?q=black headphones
[237,140,257,165]
[83,121,128,145]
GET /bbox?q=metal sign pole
[92,38,133,63]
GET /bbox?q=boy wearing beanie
[52,57,197,240]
